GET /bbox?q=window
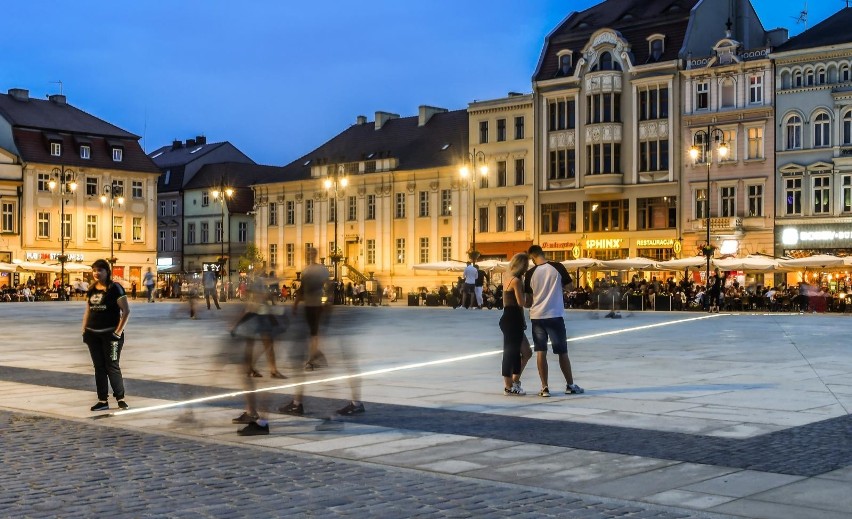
[586,143,621,174]
[202,191,209,207]
[747,127,764,159]
[598,51,614,70]
[133,217,142,241]
[794,70,803,87]
[558,53,572,75]
[419,237,429,263]
[50,142,61,156]
[747,185,763,217]
[638,140,669,172]
[80,145,90,159]
[37,173,50,192]
[170,200,177,216]
[86,215,98,240]
[548,98,576,131]
[548,149,576,180]
[720,187,735,217]
[786,115,802,150]
[479,121,488,144]
[843,177,852,212]
[269,202,278,226]
[286,201,295,225]
[844,111,852,145]
[696,81,709,110]
[269,244,277,268]
[785,177,802,215]
[395,238,406,264]
[587,93,621,123]
[159,230,166,251]
[286,243,295,267]
[649,38,664,61]
[496,205,507,232]
[201,222,209,243]
[514,116,524,139]
[814,113,831,147]
[132,181,143,199]
[497,119,506,142]
[805,69,814,86]
[110,216,121,241]
[419,191,429,217]
[303,243,313,263]
[749,75,763,104]
[159,200,166,216]
[496,161,507,187]
[721,78,735,108]
[637,197,677,229]
[541,203,576,233]
[395,192,406,218]
[583,200,629,232]
[112,148,123,162]
[304,199,313,223]
[187,223,196,244]
[479,170,489,189]
[347,196,357,221]
[813,176,831,214]
[238,222,247,242]
[817,68,826,85]
[169,229,177,250]
[440,189,451,216]
[514,159,525,186]
[1,201,13,232]
[638,86,668,121]
[721,130,736,161]
[695,188,708,219]
[215,221,223,242]
[328,198,336,222]
[842,64,851,83]
[514,205,525,231]
[86,177,98,196]
[366,194,376,220]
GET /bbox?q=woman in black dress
[500,253,533,395]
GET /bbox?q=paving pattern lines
[0,411,730,519]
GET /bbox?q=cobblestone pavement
[0,410,727,518]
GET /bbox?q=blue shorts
[530,317,568,354]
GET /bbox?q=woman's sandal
[247,369,263,377]
[270,371,287,379]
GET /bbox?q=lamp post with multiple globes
[48,167,77,298]
[212,186,234,300]
[324,165,348,287]
[459,150,488,260]
[688,127,729,288]
[100,181,124,266]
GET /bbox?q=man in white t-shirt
[462,262,477,309]
[524,245,584,398]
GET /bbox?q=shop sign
[585,238,623,249]
[636,239,674,247]
[202,262,222,273]
[542,241,574,250]
[157,258,173,267]
[782,227,852,245]
[26,252,84,262]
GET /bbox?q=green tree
[237,243,265,276]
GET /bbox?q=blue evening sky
[0,1,842,166]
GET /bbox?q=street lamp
[100,181,124,266]
[688,127,729,292]
[48,167,77,299]
[212,186,234,301]
[324,165,348,288]
[459,150,488,260]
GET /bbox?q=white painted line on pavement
[101,313,723,419]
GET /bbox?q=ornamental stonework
[548,130,576,149]
[638,121,669,139]
[585,124,622,143]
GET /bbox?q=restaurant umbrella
[714,254,785,272]
[0,262,18,273]
[599,257,661,271]
[411,260,467,272]
[778,254,845,269]
[657,256,707,270]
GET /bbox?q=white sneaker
[512,382,526,396]
[566,383,585,395]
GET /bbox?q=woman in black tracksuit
[500,253,533,395]
[82,259,131,412]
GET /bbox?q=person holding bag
[82,259,131,411]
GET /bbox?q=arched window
[721,78,735,108]
[843,111,852,145]
[817,67,826,85]
[558,54,572,76]
[786,115,802,150]
[814,112,831,147]
[650,39,663,62]
[794,70,803,87]
[805,69,814,86]
[600,51,613,70]
[841,64,851,83]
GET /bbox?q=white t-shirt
[524,261,570,320]
[463,264,477,284]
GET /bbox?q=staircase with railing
[343,262,367,284]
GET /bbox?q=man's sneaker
[336,402,365,416]
[538,387,551,398]
[512,382,526,396]
[504,385,525,396]
[116,400,129,410]
[90,401,109,411]
[237,421,269,436]
[232,411,259,424]
[566,384,585,395]
[279,401,304,416]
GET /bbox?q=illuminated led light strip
[104,313,722,418]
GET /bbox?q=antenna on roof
[49,80,63,95]
[792,1,808,28]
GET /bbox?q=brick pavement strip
[0,411,732,519]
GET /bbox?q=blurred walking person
[143,267,155,303]
[203,269,221,310]
[83,259,131,411]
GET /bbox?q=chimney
[374,111,399,130]
[48,94,67,105]
[185,138,196,147]
[356,115,367,125]
[171,140,182,150]
[8,88,29,101]
[195,135,207,145]
[418,105,447,127]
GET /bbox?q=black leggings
[83,330,125,401]
[499,306,525,377]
